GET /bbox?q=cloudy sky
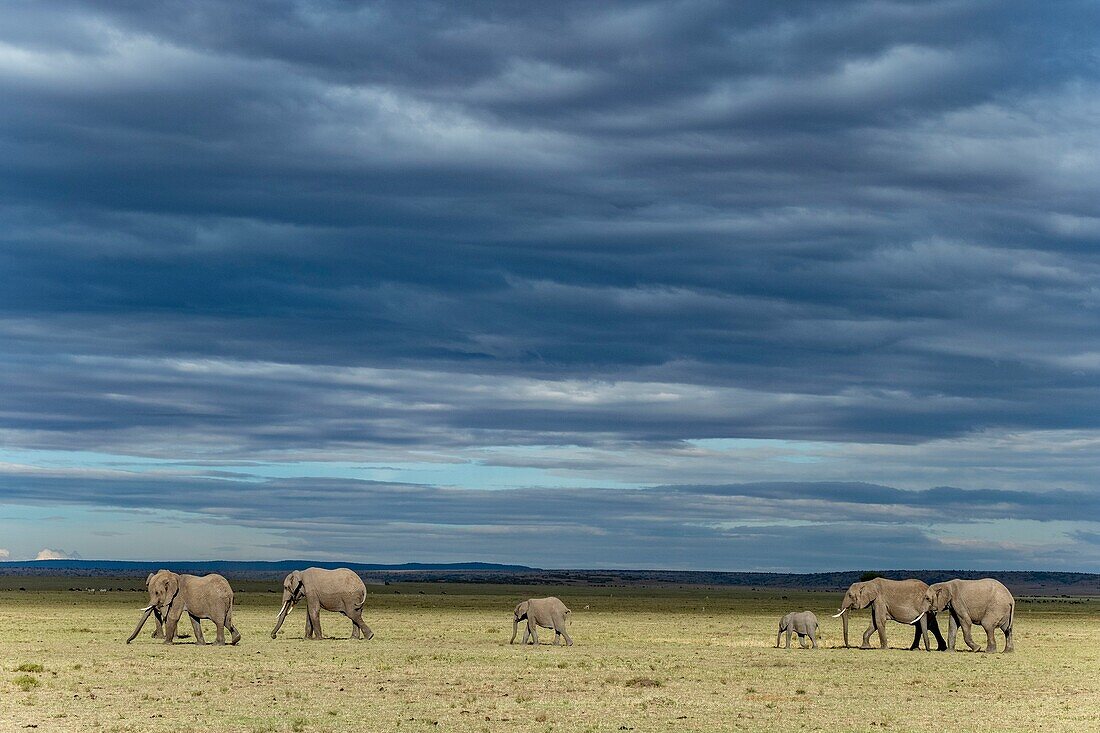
[1,1,1099,571]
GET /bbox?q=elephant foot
[366,631,374,641]
[860,643,871,650]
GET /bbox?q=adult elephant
[141,571,166,640]
[911,578,1014,653]
[833,577,947,650]
[511,597,572,646]
[127,570,240,645]
[271,568,374,641]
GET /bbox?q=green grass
[1,582,1097,732]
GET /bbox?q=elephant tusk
[140,605,155,611]
[831,609,845,618]
[907,611,926,625]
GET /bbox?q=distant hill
[0,560,1095,595]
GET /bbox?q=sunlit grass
[1,582,1097,731]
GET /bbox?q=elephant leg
[346,606,373,641]
[927,613,948,651]
[1003,622,1014,653]
[861,622,875,649]
[913,616,930,651]
[874,604,888,649]
[785,630,792,649]
[947,615,958,651]
[776,629,782,648]
[307,600,323,640]
[798,633,808,649]
[560,626,573,646]
[355,615,374,641]
[981,622,997,653]
[226,610,241,645]
[528,619,539,645]
[163,606,185,644]
[958,617,980,651]
[553,630,561,646]
[908,621,922,651]
[152,609,166,639]
[810,629,817,649]
[189,615,206,645]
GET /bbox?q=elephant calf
[511,597,572,646]
[776,611,818,649]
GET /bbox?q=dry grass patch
[0,583,1097,732]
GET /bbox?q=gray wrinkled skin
[271,568,374,641]
[835,577,947,650]
[511,597,572,646]
[919,578,1015,653]
[776,611,819,649]
[128,570,240,645]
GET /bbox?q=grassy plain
[1,579,1097,732]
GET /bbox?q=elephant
[271,567,374,641]
[136,571,192,640]
[911,578,1015,653]
[142,571,166,639]
[511,597,572,646]
[127,570,241,645]
[776,611,818,649]
[833,577,947,650]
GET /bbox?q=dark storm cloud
[1,467,1094,569]
[1,1,1100,567]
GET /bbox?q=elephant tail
[1006,600,1015,632]
[355,589,367,611]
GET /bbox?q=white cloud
[34,548,70,560]
[0,548,10,560]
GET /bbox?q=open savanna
[1,579,1097,733]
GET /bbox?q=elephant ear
[163,574,179,603]
[515,601,529,618]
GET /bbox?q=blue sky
[1,1,1099,570]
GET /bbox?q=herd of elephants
[125,568,1017,653]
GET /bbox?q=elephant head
[127,570,179,643]
[908,583,951,623]
[832,581,876,647]
[271,571,306,638]
[510,601,530,644]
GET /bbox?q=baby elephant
[511,597,573,646]
[776,611,819,649]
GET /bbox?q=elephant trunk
[271,600,292,639]
[127,606,155,644]
[840,609,849,648]
[510,617,519,644]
